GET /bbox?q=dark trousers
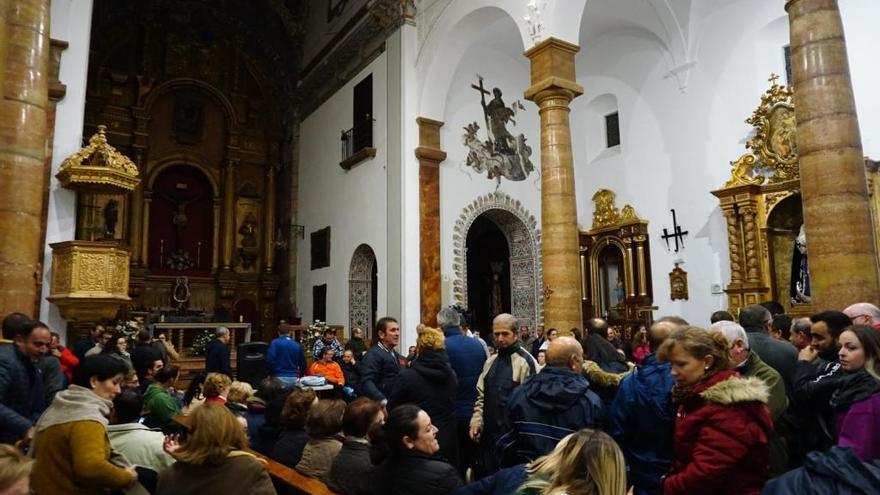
[456,417,477,479]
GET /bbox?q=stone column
[263,166,276,273]
[786,0,880,307]
[415,117,446,326]
[524,38,584,333]
[129,110,150,266]
[0,0,50,317]
[221,159,237,271]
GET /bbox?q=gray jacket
[744,327,798,394]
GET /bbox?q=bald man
[843,302,880,330]
[497,336,604,466]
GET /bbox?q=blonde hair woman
[387,327,459,465]
[0,444,33,495]
[157,404,275,494]
[658,327,772,495]
[516,429,626,495]
[202,372,232,405]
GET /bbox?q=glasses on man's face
[849,314,870,323]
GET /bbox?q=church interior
[2,0,880,493]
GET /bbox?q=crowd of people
[2,300,880,495]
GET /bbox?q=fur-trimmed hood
[699,373,769,405]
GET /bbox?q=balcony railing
[339,117,376,170]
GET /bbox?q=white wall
[296,54,389,334]
[41,0,94,341]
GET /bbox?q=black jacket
[131,343,163,377]
[326,440,373,495]
[341,362,360,392]
[792,358,846,453]
[744,327,798,393]
[0,344,44,444]
[369,451,462,495]
[762,446,880,495]
[498,366,604,466]
[388,350,459,467]
[271,427,309,468]
[357,343,402,402]
[205,338,231,376]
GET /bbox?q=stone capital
[523,38,584,104]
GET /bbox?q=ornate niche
[712,75,809,315]
[579,189,653,326]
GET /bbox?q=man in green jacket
[345,327,368,361]
[143,365,183,433]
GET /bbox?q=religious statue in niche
[790,225,811,305]
[238,212,258,270]
[463,76,534,185]
[103,199,118,239]
[160,192,200,271]
[669,263,689,301]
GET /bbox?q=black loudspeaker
[237,341,268,389]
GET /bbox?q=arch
[453,192,542,331]
[142,77,239,130]
[418,5,527,121]
[349,244,378,338]
[147,154,220,196]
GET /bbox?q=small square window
[605,112,620,148]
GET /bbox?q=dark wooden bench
[261,456,339,495]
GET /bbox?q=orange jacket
[309,361,344,386]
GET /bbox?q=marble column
[221,159,237,271]
[263,166,276,273]
[524,38,584,333]
[786,0,880,307]
[0,0,50,317]
[415,117,445,326]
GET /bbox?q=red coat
[55,346,79,382]
[664,369,773,495]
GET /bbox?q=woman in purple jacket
[832,324,880,461]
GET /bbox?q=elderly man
[205,327,232,376]
[712,320,789,475]
[499,337,603,466]
[789,317,811,351]
[438,307,486,475]
[357,317,403,404]
[739,304,798,393]
[470,313,536,475]
[610,316,683,495]
[843,302,880,330]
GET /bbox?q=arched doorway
[453,192,542,332]
[349,244,378,339]
[466,216,511,335]
[148,165,215,275]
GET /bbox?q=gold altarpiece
[713,75,880,315]
[579,190,654,326]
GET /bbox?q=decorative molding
[56,125,141,193]
[452,191,543,330]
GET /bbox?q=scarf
[34,384,112,433]
[830,369,880,409]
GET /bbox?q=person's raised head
[255,377,286,403]
[277,323,292,336]
[375,317,400,348]
[203,372,232,399]
[1,313,31,341]
[843,303,880,326]
[73,355,130,400]
[319,347,335,362]
[386,404,439,456]
[305,399,345,439]
[137,329,152,344]
[436,307,461,329]
[352,327,363,339]
[282,387,317,430]
[215,327,230,343]
[342,350,355,364]
[838,324,880,378]
[416,326,445,352]
[810,310,851,355]
[771,314,793,340]
[173,404,248,465]
[789,317,812,349]
[112,388,144,425]
[760,301,785,317]
[739,304,772,331]
[227,381,254,405]
[492,313,518,349]
[658,327,731,387]
[584,318,609,338]
[342,397,383,438]
[155,365,180,386]
[0,443,34,495]
[11,318,50,362]
[710,310,735,324]
[649,317,689,352]
[710,320,750,365]
[545,337,584,373]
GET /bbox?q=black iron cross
[661,209,689,252]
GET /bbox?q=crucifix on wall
[661,209,689,252]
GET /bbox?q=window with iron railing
[340,74,376,170]
[340,115,374,160]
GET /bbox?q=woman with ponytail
[659,327,773,495]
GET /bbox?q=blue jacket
[498,366,604,466]
[357,343,403,402]
[443,325,488,419]
[762,446,880,495]
[205,338,231,376]
[609,353,675,495]
[0,344,44,444]
[266,336,306,378]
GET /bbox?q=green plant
[190,328,215,356]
